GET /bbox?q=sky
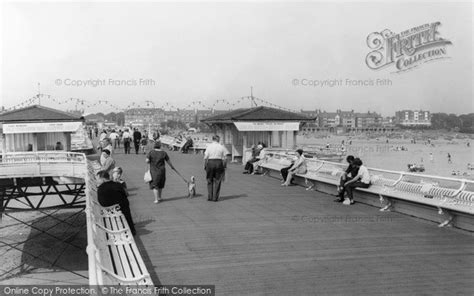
[0,1,472,116]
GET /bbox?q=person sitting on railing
[99,149,115,175]
[281,149,307,186]
[334,155,358,202]
[97,171,136,236]
[341,158,371,205]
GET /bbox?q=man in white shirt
[109,130,119,149]
[122,129,131,154]
[204,135,227,202]
[343,158,371,205]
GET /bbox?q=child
[112,167,129,196]
[140,135,148,154]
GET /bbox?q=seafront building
[124,108,228,128]
[299,109,395,133]
[395,110,432,127]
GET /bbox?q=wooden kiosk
[0,105,84,153]
[201,106,312,163]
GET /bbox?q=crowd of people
[94,131,232,237]
[95,127,160,155]
[92,126,392,239]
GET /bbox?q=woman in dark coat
[146,141,176,203]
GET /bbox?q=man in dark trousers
[334,155,359,202]
[203,135,227,202]
[133,128,142,154]
[97,171,136,235]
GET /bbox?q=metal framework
[0,151,89,282]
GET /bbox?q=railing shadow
[1,209,88,282]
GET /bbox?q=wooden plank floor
[114,149,474,295]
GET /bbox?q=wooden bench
[85,161,153,285]
[259,151,474,230]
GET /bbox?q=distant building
[300,109,394,133]
[125,108,231,128]
[354,111,382,128]
[125,108,165,128]
[84,114,105,128]
[177,109,196,124]
[382,116,395,127]
[395,110,431,126]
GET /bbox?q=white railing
[0,151,87,178]
[0,153,151,284]
[85,160,152,285]
[85,161,100,285]
[264,149,474,211]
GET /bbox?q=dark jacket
[133,131,142,143]
[97,181,129,207]
[345,164,359,178]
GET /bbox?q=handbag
[144,170,152,183]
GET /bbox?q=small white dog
[188,176,196,197]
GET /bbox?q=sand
[298,134,474,180]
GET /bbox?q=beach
[298,134,474,180]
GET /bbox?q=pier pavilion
[201,106,313,162]
[0,105,84,153]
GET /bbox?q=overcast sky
[1,1,472,116]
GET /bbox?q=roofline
[0,104,83,122]
[0,118,84,123]
[201,118,315,124]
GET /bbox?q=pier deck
[121,150,473,295]
[1,149,473,294]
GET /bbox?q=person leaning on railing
[341,158,371,205]
[281,149,307,186]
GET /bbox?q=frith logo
[366,22,452,73]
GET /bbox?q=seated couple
[334,156,371,205]
[243,143,266,174]
[281,149,307,186]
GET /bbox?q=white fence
[0,151,87,178]
[0,152,151,284]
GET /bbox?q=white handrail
[0,151,86,164]
[266,150,474,185]
[0,152,87,179]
